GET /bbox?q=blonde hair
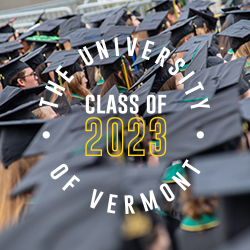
[195,23,212,36]
[232,41,250,63]
[63,71,92,104]
[0,155,42,232]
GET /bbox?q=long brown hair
[63,71,92,104]
[0,155,42,232]
[100,65,135,98]
[159,75,177,91]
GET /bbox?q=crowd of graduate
[0,0,250,249]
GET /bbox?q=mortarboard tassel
[120,56,130,89]
[172,0,178,20]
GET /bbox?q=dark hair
[100,65,135,97]
[159,75,177,91]
[9,69,26,87]
[35,62,50,84]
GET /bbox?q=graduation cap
[0,21,15,33]
[158,87,242,165]
[0,85,46,113]
[132,41,171,67]
[42,50,81,75]
[176,32,215,52]
[147,0,176,12]
[0,33,13,43]
[181,0,215,13]
[99,9,126,35]
[164,16,197,47]
[143,84,217,117]
[33,19,66,36]
[68,28,101,48]
[137,32,172,56]
[136,11,168,32]
[190,152,250,240]
[59,15,82,37]
[21,44,46,71]
[89,47,129,82]
[188,8,218,31]
[0,40,23,62]
[184,56,247,91]
[0,119,46,168]
[184,40,208,76]
[0,54,29,88]
[218,19,250,52]
[129,48,176,90]
[224,9,250,23]
[0,167,125,250]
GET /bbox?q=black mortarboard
[0,40,23,62]
[164,16,197,47]
[176,32,215,52]
[33,19,66,36]
[184,40,208,76]
[225,9,250,23]
[137,32,172,56]
[190,152,250,240]
[0,85,46,113]
[0,167,125,249]
[89,48,129,81]
[21,44,46,71]
[129,48,176,90]
[68,28,101,48]
[102,25,136,41]
[59,15,82,37]
[99,9,126,35]
[136,11,168,32]
[0,54,29,88]
[206,55,225,67]
[143,84,217,117]
[158,87,242,165]
[18,29,36,41]
[188,8,218,30]
[132,41,171,67]
[147,0,176,12]
[0,119,46,168]
[181,0,215,13]
[218,19,250,52]
[0,33,13,43]
[0,22,15,34]
[184,56,247,91]
[42,50,81,75]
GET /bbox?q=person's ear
[17,78,25,88]
[118,71,123,80]
[184,36,190,43]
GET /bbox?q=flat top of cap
[164,16,197,32]
[102,25,136,40]
[59,15,82,37]
[21,44,46,63]
[69,28,101,48]
[0,33,13,43]
[224,9,250,15]
[158,87,242,165]
[0,40,23,55]
[184,56,247,90]
[132,41,171,67]
[89,47,128,67]
[43,50,80,73]
[136,11,168,32]
[181,0,215,12]
[129,48,176,90]
[33,19,66,32]
[146,0,175,12]
[176,32,215,52]
[189,7,218,25]
[138,32,172,56]
[190,152,250,198]
[99,9,126,34]
[218,19,250,38]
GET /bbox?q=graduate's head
[9,66,39,89]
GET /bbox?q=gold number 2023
[85,117,167,157]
